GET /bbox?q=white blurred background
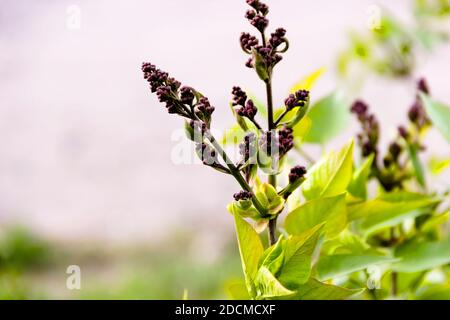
[1,0,449,244]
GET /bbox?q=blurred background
[0,0,449,299]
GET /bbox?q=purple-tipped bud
[250,15,269,33]
[398,126,409,139]
[245,9,256,20]
[236,99,257,119]
[284,90,309,110]
[233,190,253,201]
[258,3,269,15]
[269,28,287,48]
[289,165,307,183]
[195,97,215,118]
[388,142,402,161]
[417,78,429,94]
[278,127,294,156]
[240,32,259,52]
[231,86,247,106]
[408,102,421,123]
[350,100,368,116]
[245,58,254,68]
[180,86,195,105]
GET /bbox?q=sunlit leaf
[302,140,354,200]
[233,214,264,298]
[316,252,396,280]
[285,194,347,238]
[286,278,364,300]
[290,67,327,93]
[278,224,324,286]
[254,267,294,299]
[348,154,374,200]
[420,93,450,143]
[303,91,349,144]
[393,238,450,272]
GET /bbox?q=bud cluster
[142,62,214,125]
[240,1,288,77]
[288,165,307,183]
[259,127,294,157]
[350,100,380,158]
[284,90,310,110]
[233,190,254,201]
[407,78,431,130]
[231,87,258,119]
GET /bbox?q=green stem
[266,79,278,245]
[207,133,267,215]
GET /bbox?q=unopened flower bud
[289,165,307,183]
[233,190,253,201]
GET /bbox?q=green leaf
[226,280,251,300]
[252,48,269,82]
[348,192,439,236]
[348,154,374,200]
[316,252,396,280]
[254,267,295,299]
[303,91,349,144]
[285,194,347,238]
[420,212,449,233]
[278,224,324,286]
[302,140,354,200]
[416,284,450,300]
[420,93,450,143]
[233,214,264,298]
[407,142,426,188]
[348,192,436,220]
[221,123,246,145]
[287,278,363,300]
[393,238,450,272]
[290,67,327,93]
[429,157,450,175]
[260,235,285,276]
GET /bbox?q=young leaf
[348,191,438,220]
[393,238,450,273]
[226,280,251,300]
[420,93,450,143]
[278,224,324,286]
[259,235,285,276]
[429,157,450,175]
[233,214,264,298]
[285,193,347,238]
[302,91,349,144]
[316,252,396,280]
[348,154,374,200]
[302,140,354,200]
[287,278,364,300]
[290,67,327,93]
[254,267,295,299]
[407,142,426,188]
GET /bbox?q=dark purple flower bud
[246,0,259,10]
[289,165,307,183]
[284,90,309,110]
[245,9,256,20]
[408,102,421,123]
[278,127,294,156]
[156,85,171,103]
[258,3,269,15]
[236,99,257,119]
[269,28,286,48]
[362,140,374,157]
[388,142,402,161]
[180,86,195,105]
[231,86,247,106]
[233,190,253,201]
[240,32,259,52]
[251,15,269,33]
[195,97,215,119]
[398,126,409,139]
[350,100,368,117]
[284,94,297,110]
[245,58,254,68]
[417,78,429,94]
